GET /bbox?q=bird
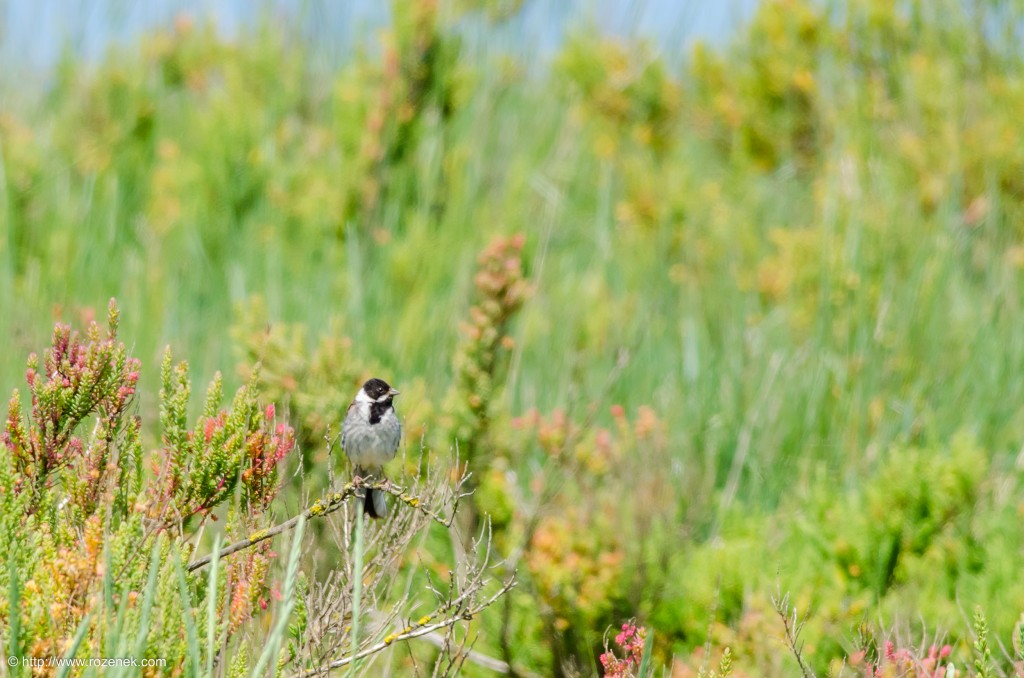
[341,377,402,518]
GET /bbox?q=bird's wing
[340,400,357,448]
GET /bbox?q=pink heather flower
[601,621,647,677]
[264,403,275,420]
[204,418,217,443]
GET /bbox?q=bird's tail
[364,488,387,519]
[356,466,387,519]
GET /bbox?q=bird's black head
[362,378,399,403]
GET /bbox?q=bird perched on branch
[341,378,402,518]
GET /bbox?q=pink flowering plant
[444,233,530,467]
[600,620,653,678]
[848,640,953,678]
[153,350,295,528]
[4,302,140,514]
[0,299,297,666]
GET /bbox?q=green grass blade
[206,535,222,676]
[174,554,202,677]
[55,613,93,678]
[7,548,21,675]
[102,545,115,617]
[131,535,165,661]
[7,549,22,677]
[637,627,655,678]
[347,508,365,678]
[251,515,306,677]
[99,544,120,657]
[108,562,134,656]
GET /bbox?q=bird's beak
[389,388,400,397]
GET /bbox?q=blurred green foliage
[3,0,1024,674]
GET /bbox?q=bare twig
[293,575,517,676]
[772,586,817,678]
[416,626,543,678]
[417,628,510,674]
[186,479,454,572]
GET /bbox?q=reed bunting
[341,378,401,518]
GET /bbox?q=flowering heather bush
[444,233,529,465]
[4,301,140,511]
[504,403,682,671]
[600,621,650,678]
[153,350,295,525]
[0,300,298,668]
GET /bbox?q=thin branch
[772,587,817,678]
[293,575,517,676]
[187,479,456,572]
[415,628,543,678]
[417,630,508,674]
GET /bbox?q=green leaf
[55,613,93,678]
[251,516,306,677]
[206,535,222,677]
[174,554,202,677]
[348,509,366,678]
[130,536,164,661]
[637,627,655,678]
[7,549,22,678]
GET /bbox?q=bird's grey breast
[343,405,401,467]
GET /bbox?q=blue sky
[0,0,759,73]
